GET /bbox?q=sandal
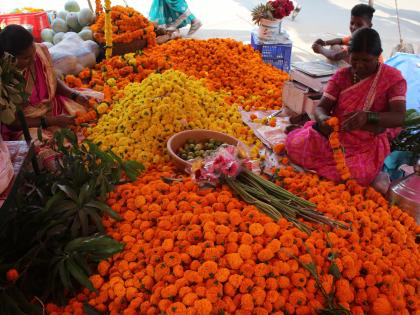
[187,20,202,36]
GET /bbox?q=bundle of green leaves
[392,109,420,163]
[0,129,144,313]
[0,52,27,125]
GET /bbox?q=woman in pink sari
[0,25,90,141]
[286,28,406,186]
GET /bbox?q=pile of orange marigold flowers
[91,6,156,46]
[67,39,288,111]
[47,165,420,315]
[65,52,170,96]
[143,39,289,111]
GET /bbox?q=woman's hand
[342,111,368,132]
[314,38,326,46]
[74,93,90,107]
[312,43,323,54]
[47,115,75,128]
[317,117,333,137]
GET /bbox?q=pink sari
[286,64,407,186]
[1,44,86,141]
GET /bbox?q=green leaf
[78,209,89,236]
[70,217,82,239]
[161,176,183,184]
[57,184,79,202]
[0,292,27,315]
[78,183,92,205]
[58,259,72,291]
[44,191,65,211]
[65,237,84,253]
[37,127,43,142]
[73,254,91,276]
[8,286,41,315]
[85,200,122,221]
[66,258,97,292]
[60,128,78,147]
[83,303,103,315]
[329,262,341,279]
[85,208,105,233]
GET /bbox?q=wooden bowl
[167,129,240,172]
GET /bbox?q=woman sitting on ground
[0,24,91,141]
[286,28,406,186]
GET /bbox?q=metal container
[388,159,420,224]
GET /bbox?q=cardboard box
[282,81,321,116]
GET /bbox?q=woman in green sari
[149,0,202,35]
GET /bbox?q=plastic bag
[0,136,14,195]
[49,32,100,77]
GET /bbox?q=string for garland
[104,0,113,59]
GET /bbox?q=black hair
[0,24,34,57]
[351,4,375,21]
[349,28,383,56]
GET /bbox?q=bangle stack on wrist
[367,112,380,125]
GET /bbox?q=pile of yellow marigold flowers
[87,70,260,167]
[46,166,420,315]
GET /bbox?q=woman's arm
[56,79,90,107]
[325,38,343,46]
[312,45,348,61]
[7,116,44,130]
[342,100,406,132]
[56,79,77,99]
[314,96,336,137]
[375,100,406,128]
[315,96,335,123]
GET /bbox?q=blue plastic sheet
[385,53,420,111]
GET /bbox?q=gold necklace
[352,70,360,84]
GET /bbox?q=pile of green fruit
[177,139,225,160]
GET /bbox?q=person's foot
[166,25,177,32]
[187,20,202,36]
[171,29,181,39]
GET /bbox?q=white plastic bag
[49,32,100,77]
[0,136,14,195]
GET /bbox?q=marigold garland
[75,110,97,125]
[104,0,113,59]
[326,117,351,181]
[95,0,103,15]
[46,166,420,315]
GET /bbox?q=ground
[2,0,420,61]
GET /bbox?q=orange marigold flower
[6,269,19,282]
